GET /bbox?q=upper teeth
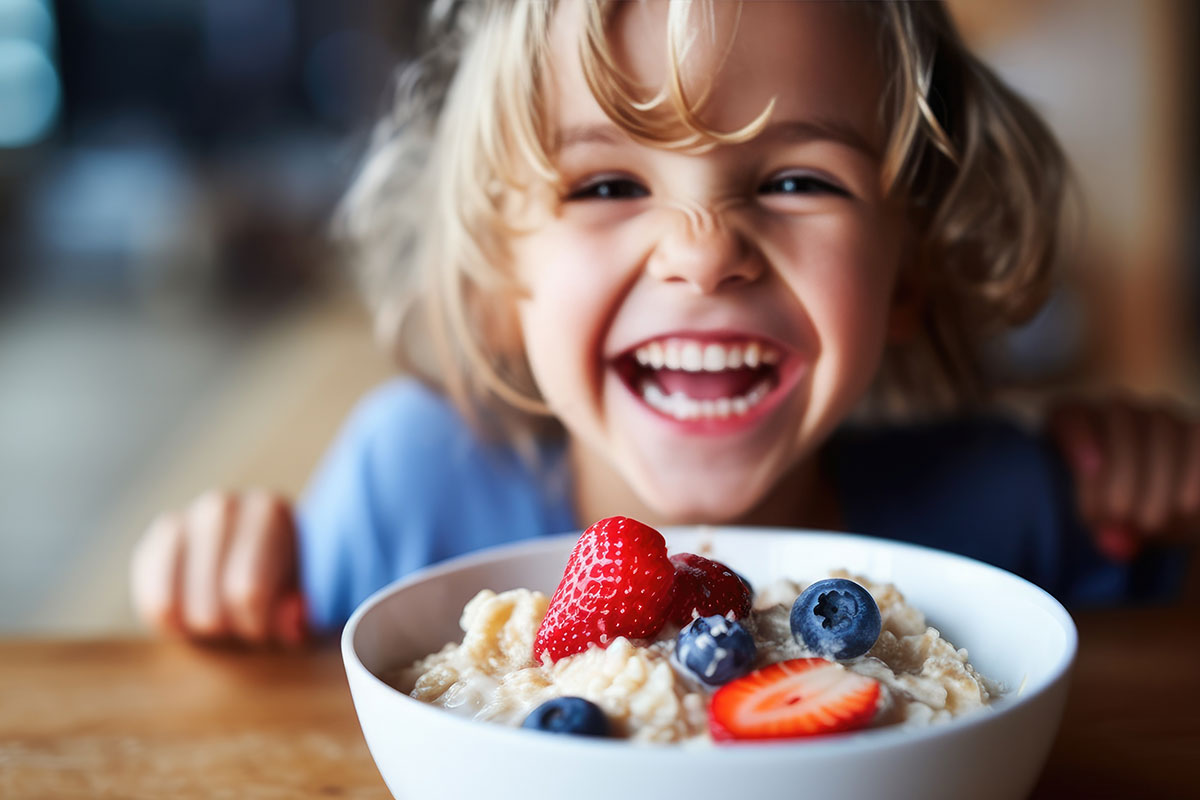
[633,339,780,372]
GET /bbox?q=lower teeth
[640,379,771,420]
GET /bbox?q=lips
[613,334,793,423]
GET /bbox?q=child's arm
[1048,399,1200,561]
[129,490,306,645]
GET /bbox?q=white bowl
[342,528,1076,800]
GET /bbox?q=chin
[633,473,768,526]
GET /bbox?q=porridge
[394,517,998,743]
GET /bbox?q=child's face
[511,0,907,523]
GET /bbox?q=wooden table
[2,607,1197,799]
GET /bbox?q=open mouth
[614,336,786,422]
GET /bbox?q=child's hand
[1048,398,1200,561]
[130,490,306,646]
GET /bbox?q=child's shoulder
[829,415,1188,607]
[347,377,466,441]
[321,378,495,490]
[828,415,1070,554]
[337,377,566,491]
[298,379,572,628]
[342,377,507,464]
[831,415,1055,486]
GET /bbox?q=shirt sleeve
[295,378,576,632]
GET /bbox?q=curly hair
[336,0,1072,442]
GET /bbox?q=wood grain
[0,639,389,799]
[3,606,1198,799]
[1030,606,1200,799]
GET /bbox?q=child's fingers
[220,491,298,643]
[1094,402,1142,526]
[271,591,308,648]
[1048,403,1104,524]
[1050,398,1200,550]
[1132,406,1181,534]
[1096,522,1142,562]
[1179,422,1200,519]
[1154,420,1200,542]
[130,511,187,633]
[181,492,237,638]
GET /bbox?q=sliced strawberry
[533,516,676,663]
[665,552,753,626]
[709,658,881,742]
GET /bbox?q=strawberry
[665,552,753,626]
[533,516,676,663]
[708,658,881,742]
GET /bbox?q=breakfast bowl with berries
[342,517,1077,800]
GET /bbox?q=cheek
[818,275,892,374]
[511,229,629,412]
[785,217,901,385]
[824,247,895,347]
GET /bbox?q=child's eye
[759,173,850,198]
[566,176,649,201]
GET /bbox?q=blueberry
[675,614,757,686]
[521,696,611,737]
[790,578,881,660]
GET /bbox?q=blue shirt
[297,378,1183,630]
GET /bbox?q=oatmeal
[395,570,997,743]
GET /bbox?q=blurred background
[0,0,1197,634]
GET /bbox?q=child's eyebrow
[758,119,880,160]
[552,118,878,159]
[552,123,629,154]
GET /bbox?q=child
[130,0,1198,645]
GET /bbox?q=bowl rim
[341,526,1078,759]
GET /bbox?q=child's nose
[646,204,761,294]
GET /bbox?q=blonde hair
[337,0,1071,441]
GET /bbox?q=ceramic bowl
[343,528,1076,800]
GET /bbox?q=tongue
[651,368,766,400]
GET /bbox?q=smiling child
[131,1,1198,644]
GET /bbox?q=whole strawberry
[533,517,676,663]
[665,552,753,626]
